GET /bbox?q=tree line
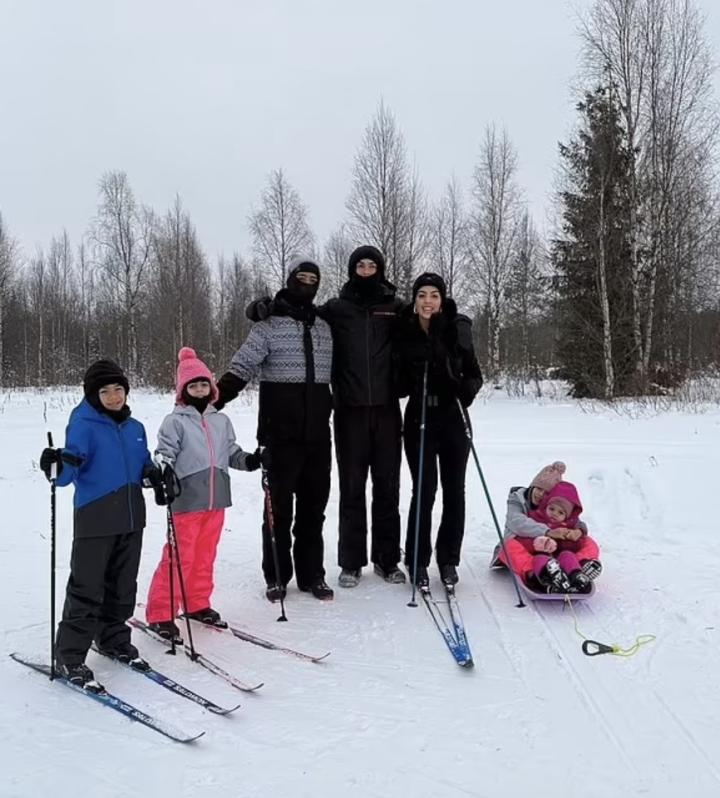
[0,0,718,397]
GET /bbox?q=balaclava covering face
[286,261,320,303]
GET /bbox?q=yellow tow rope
[562,595,656,658]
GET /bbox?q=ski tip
[209,703,242,716]
[459,659,475,669]
[182,730,206,744]
[312,652,331,663]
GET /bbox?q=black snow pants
[403,401,470,570]
[261,438,331,589]
[55,530,143,665]
[334,403,402,572]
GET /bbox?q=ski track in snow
[2,389,720,798]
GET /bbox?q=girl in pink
[145,347,261,640]
[520,481,592,593]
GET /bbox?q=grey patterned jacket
[156,404,252,513]
[228,290,334,444]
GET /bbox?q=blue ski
[10,652,204,743]
[444,585,474,666]
[91,646,240,715]
[419,588,473,668]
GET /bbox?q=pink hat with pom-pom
[530,461,566,492]
[175,347,219,404]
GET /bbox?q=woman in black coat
[393,273,483,587]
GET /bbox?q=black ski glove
[245,447,271,472]
[214,372,248,411]
[39,448,84,481]
[142,462,163,488]
[245,296,274,322]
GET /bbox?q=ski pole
[408,362,429,608]
[260,448,287,622]
[455,398,526,608]
[47,432,57,680]
[161,465,198,657]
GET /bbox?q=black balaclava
[83,359,131,422]
[347,245,386,295]
[182,378,212,414]
[286,261,320,303]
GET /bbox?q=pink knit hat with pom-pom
[530,461,566,492]
[175,347,219,404]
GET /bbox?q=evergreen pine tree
[552,86,637,398]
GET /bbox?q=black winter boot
[265,583,287,603]
[148,620,182,644]
[185,607,228,628]
[580,559,603,581]
[303,579,334,601]
[569,570,593,594]
[409,566,429,588]
[57,661,104,693]
[538,558,571,592]
[439,564,459,586]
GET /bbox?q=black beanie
[412,272,447,303]
[83,359,130,398]
[347,245,386,279]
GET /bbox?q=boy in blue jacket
[40,360,161,691]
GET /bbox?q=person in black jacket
[245,245,406,588]
[323,246,405,587]
[394,273,483,587]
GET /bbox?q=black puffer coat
[393,299,483,410]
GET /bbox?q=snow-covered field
[1,388,719,798]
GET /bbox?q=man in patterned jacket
[215,258,335,602]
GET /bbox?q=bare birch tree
[323,224,353,298]
[469,125,523,375]
[0,213,18,387]
[428,176,468,300]
[346,100,411,287]
[248,168,315,290]
[91,171,153,376]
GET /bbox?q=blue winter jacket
[56,399,152,537]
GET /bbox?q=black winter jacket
[319,280,404,407]
[393,299,483,410]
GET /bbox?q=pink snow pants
[146,509,225,623]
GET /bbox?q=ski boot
[57,661,105,693]
[148,620,183,644]
[580,559,603,581]
[338,568,361,588]
[184,607,228,629]
[439,564,459,587]
[409,566,429,588]
[373,564,407,584]
[265,583,287,603]
[301,579,334,601]
[538,558,571,593]
[97,641,149,671]
[568,569,593,594]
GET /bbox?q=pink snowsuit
[522,481,586,579]
[146,348,253,624]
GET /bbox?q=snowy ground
[1,387,719,798]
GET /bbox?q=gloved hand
[533,536,557,554]
[245,447,271,472]
[457,378,478,408]
[39,448,84,481]
[142,462,163,488]
[40,448,62,480]
[246,296,274,322]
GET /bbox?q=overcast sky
[2,0,719,264]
